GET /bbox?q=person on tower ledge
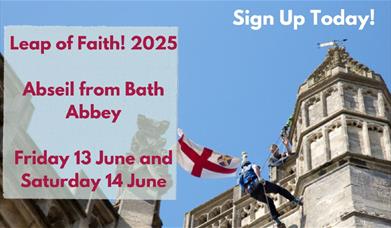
[268,136,296,168]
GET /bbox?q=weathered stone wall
[368,126,384,159]
[307,96,323,126]
[347,119,363,154]
[309,132,325,169]
[301,165,355,227]
[344,86,359,111]
[325,85,339,115]
[328,119,344,159]
[350,166,391,222]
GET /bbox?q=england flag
[176,131,240,178]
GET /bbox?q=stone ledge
[276,173,296,186]
[340,210,391,225]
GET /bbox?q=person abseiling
[238,151,302,228]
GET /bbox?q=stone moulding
[294,151,391,197]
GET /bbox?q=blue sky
[1,1,390,227]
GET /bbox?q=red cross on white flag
[176,133,240,178]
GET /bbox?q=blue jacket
[238,162,259,194]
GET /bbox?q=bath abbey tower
[184,47,391,228]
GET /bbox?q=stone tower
[184,47,391,227]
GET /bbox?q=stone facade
[0,55,162,228]
[184,47,391,228]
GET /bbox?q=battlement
[298,47,384,95]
